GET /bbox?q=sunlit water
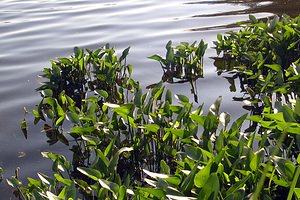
[0,0,298,197]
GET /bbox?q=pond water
[0,0,298,197]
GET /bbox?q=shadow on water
[186,0,300,31]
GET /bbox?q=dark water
[0,0,298,197]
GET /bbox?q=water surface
[0,0,297,197]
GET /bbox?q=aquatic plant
[148,40,207,102]
[6,14,300,200]
[214,15,300,199]
[214,14,300,109]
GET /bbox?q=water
[0,0,298,197]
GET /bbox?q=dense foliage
[5,15,300,199]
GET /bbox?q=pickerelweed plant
[6,15,300,200]
[213,14,300,110]
[148,40,207,103]
[213,15,300,199]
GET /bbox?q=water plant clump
[5,15,300,200]
[148,40,207,103]
[214,14,300,109]
[214,15,300,189]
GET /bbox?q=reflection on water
[187,0,299,17]
[186,0,299,31]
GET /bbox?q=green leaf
[143,169,181,186]
[46,191,62,200]
[184,145,201,160]
[27,178,42,188]
[54,174,72,186]
[190,114,206,126]
[229,113,248,137]
[195,162,212,188]
[119,46,130,62]
[136,187,166,199]
[224,188,245,200]
[175,94,189,103]
[99,179,119,196]
[113,103,133,119]
[37,173,54,186]
[165,89,173,104]
[217,34,222,41]
[160,160,170,174]
[74,46,81,58]
[180,166,198,195]
[66,112,79,124]
[264,112,284,122]
[118,185,127,200]
[77,167,103,181]
[154,86,165,101]
[287,166,300,200]
[249,14,257,23]
[294,188,300,199]
[265,64,281,72]
[148,54,163,62]
[108,147,133,172]
[166,41,175,65]
[166,128,186,138]
[292,97,300,117]
[104,137,115,157]
[42,89,53,97]
[7,177,21,188]
[250,148,264,171]
[271,156,295,181]
[197,173,219,200]
[82,135,100,146]
[71,126,96,135]
[58,186,68,198]
[79,57,84,70]
[226,174,251,196]
[56,114,65,126]
[248,115,262,123]
[96,89,109,98]
[145,124,160,133]
[282,105,296,122]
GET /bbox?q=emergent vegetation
[6,15,300,199]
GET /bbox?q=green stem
[287,165,300,200]
[252,130,287,199]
